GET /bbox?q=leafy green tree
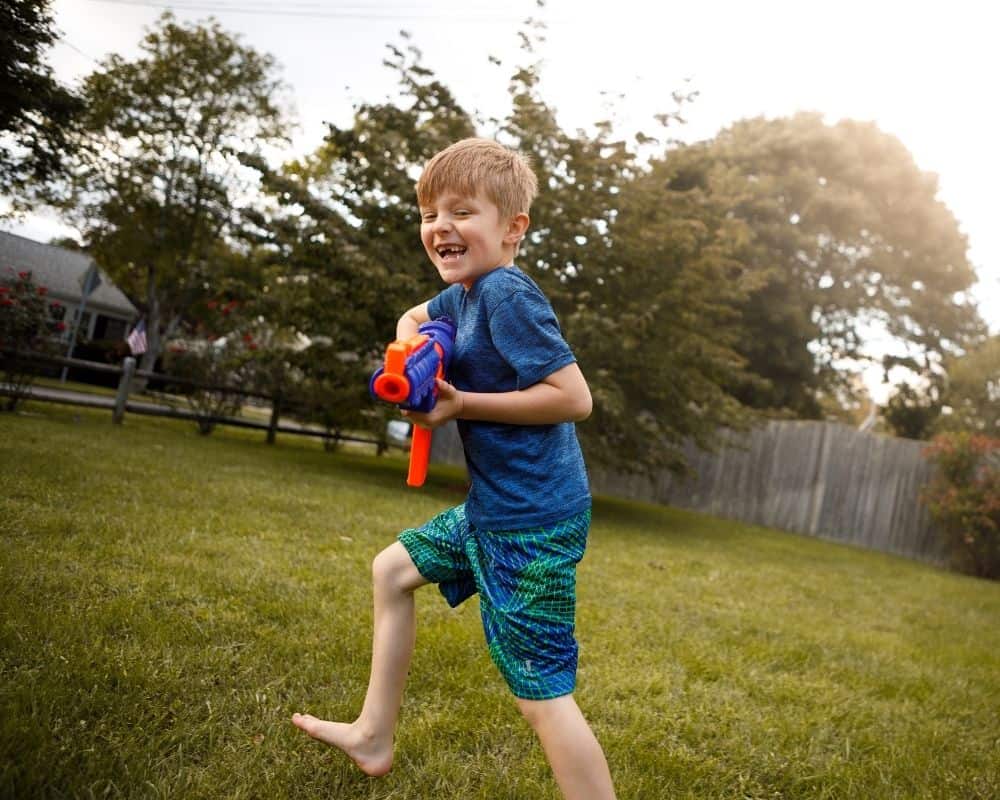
[59,13,290,372]
[0,0,82,209]
[937,336,1000,435]
[651,114,987,418]
[883,381,942,440]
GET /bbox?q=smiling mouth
[436,244,467,262]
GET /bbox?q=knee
[372,543,419,594]
[516,694,576,732]
[516,697,548,728]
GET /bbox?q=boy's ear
[503,212,530,245]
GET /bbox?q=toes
[291,713,318,734]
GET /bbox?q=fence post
[113,357,135,425]
[267,389,281,445]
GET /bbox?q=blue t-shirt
[427,265,591,530]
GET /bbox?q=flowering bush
[162,298,259,435]
[921,432,1000,579]
[0,269,66,411]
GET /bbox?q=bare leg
[517,695,616,800]
[293,541,427,776]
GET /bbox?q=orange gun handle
[407,425,432,487]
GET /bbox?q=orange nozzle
[373,372,410,403]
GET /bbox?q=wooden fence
[1,350,384,451]
[430,419,948,565]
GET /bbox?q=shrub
[160,297,261,435]
[921,432,1000,579]
[163,337,257,435]
[0,269,66,411]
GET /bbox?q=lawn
[1,403,998,799]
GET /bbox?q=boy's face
[419,191,528,290]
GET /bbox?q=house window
[94,315,127,341]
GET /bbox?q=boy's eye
[421,213,436,222]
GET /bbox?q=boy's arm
[396,301,431,339]
[404,362,592,429]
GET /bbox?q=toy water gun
[370,317,456,487]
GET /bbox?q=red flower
[55,321,66,331]
[37,286,48,296]
[207,300,218,309]
[1,298,13,307]
[50,301,62,308]
[18,271,29,280]
[248,342,258,350]
[242,332,254,342]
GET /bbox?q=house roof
[0,231,138,318]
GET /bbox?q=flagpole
[60,265,101,383]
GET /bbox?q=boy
[293,138,616,799]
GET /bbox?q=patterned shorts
[398,504,591,700]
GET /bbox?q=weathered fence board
[430,419,948,565]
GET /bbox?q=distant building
[0,231,138,343]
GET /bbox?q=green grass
[31,376,121,397]
[1,403,998,799]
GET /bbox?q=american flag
[127,318,147,355]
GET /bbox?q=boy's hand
[402,378,464,430]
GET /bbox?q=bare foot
[291,713,394,777]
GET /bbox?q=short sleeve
[427,285,461,323]
[488,290,576,389]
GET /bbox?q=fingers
[398,380,460,431]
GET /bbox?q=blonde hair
[416,138,538,220]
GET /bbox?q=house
[0,231,138,344]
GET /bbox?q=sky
[5,0,998,398]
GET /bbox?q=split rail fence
[1,350,383,451]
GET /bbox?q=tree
[60,13,290,372]
[0,0,82,208]
[650,114,988,418]
[883,381,942,440]
[937,336,1000,435]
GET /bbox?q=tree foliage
[0,0,82,208]
[938,336,1000,435]
[883,381,942,440]
[61,13,289,372]
[651,114,987,417]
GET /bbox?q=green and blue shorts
[398,504,591,701]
